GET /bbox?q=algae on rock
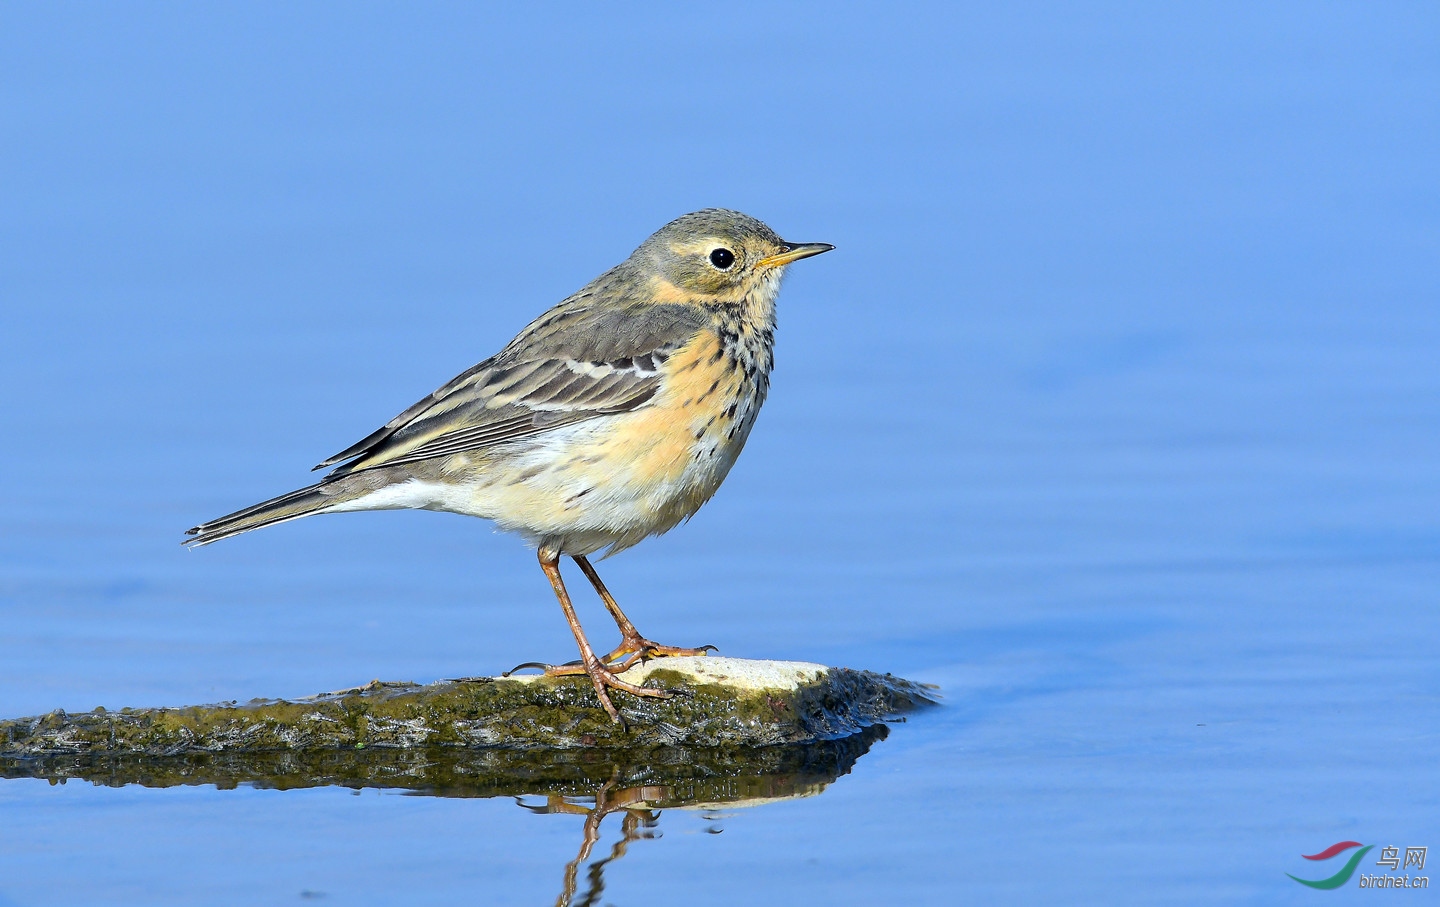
[0,657,936,755]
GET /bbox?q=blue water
[2,4,1437,903]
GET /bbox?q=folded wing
[318,300,709,477]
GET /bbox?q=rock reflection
[0,724,890,905]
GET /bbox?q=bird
[185,209,833,722]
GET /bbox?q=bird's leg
[537,547,670,722]
[572,554,716,669]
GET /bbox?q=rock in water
[0,657,936,754]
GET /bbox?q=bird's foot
[573,655,672,723]
[509,639,715,677]
[503,657,672,723]
[600,638,717,671]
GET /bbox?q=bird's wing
[318,300,710,476]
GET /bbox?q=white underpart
[323,477,482,515]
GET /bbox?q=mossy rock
[0,657,936,755]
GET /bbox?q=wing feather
[319,299,707,477]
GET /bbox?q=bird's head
[631,209,832,305]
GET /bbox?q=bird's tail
[184,477,366,547]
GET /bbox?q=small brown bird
[186,209,832,721]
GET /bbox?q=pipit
[186,209,832,722]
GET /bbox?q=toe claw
[502,661,552,677]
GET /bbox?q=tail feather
[185,480,350,547]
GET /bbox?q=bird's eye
[709,248,735,270]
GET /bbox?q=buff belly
[326,328,765,555]
[325,412,746,555]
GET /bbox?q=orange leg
[536,547,670,722]
[572,554,715,669]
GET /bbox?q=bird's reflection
[0,723,890,905]
[518,781,663,907]
[505,725,886,907]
